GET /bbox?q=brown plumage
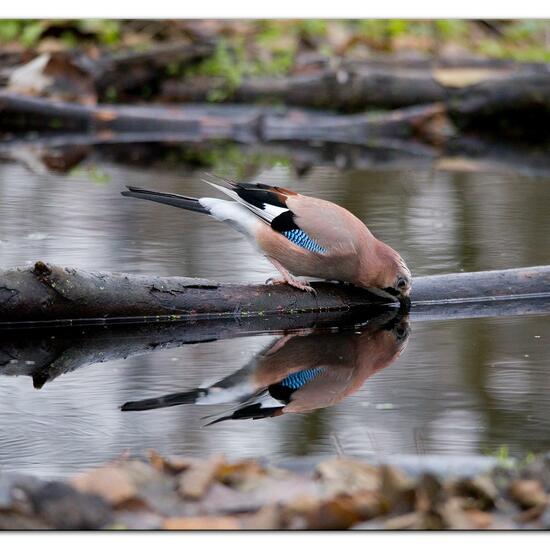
[120,312,410,421]
[121,175,412,299]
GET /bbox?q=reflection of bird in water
[121,311,410,424]
[121,175,411,301]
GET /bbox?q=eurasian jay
[121,175,412,299]
[120,311,410,421]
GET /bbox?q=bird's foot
[266,276,317,295]
[288,279,317,295]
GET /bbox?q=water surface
[1,149,550,477]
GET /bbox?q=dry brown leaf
[71,466,136,506]
[380,465,416,511]
[465,509,493,529]
[178,455,225,500]
[215,459,268,491]
[148,450,197,474]
[316,457,380,496]
[240,505,282,530]
[451,474,498,510]
[162,516,241,530]
[509,479,548,509]
[384,512,420,530]
[439,498,474,529]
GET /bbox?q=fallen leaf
[384,512,420,530]
[240,505,282,530]
[316,457,379,496]
[463,508,493,529]
[451,474,498,510]
[379,465,416,512]
[178,455,225,500]
[71,466,136,506]
[509,479,548,509]
[216,459,268,491]
[162,516,241,530]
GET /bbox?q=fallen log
[161,60,545,110]
[160,63,550,140]
[94,41,216,99]
[1,262,549,327]
[160,62,550,133]
[0,92,449,145]
[1,42,216,103]
[161,66,448,110]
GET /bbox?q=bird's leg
[265,258,316,295]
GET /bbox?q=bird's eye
[395,327,407,339]
[396,277,408,289]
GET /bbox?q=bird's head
[359,241,412,304]
[382,262,412,300]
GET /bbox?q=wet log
[0,92,449,145]
[94,41,216,99]
[160,61,550,113]
[160,63,550,139]
[447,72,550,138]
[0,261,396,327]
[161,66,447,110]
[1,261,549,327]
[2,277,549,389]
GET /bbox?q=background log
[0,92,449,145]
[1,261,549,327]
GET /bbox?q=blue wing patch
[280,367,324,390]
[282,229,327,254]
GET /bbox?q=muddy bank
[1,450,549,530]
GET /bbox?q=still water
[1,148,550,477]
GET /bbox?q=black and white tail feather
[201,173,289,224]
[122,174,293,242]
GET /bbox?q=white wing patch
[203,179,288,223]
[198,198,260,239]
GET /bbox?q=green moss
[386,19,409,37]
[297,19,328,37]
[0,20,21,43]
[434,19,468,39]
[20,21,44,47]
[69,165,111,184]
[0,20,45,47]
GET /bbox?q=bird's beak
[381,287,411,312]
[367,286,401,304]
[398,295,411,312]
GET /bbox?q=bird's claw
[265,276,316,295]
[289,280,317,295]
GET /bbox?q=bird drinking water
[122,175,412,302]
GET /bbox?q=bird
[121,175,411,300]
[120,310,410,422]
